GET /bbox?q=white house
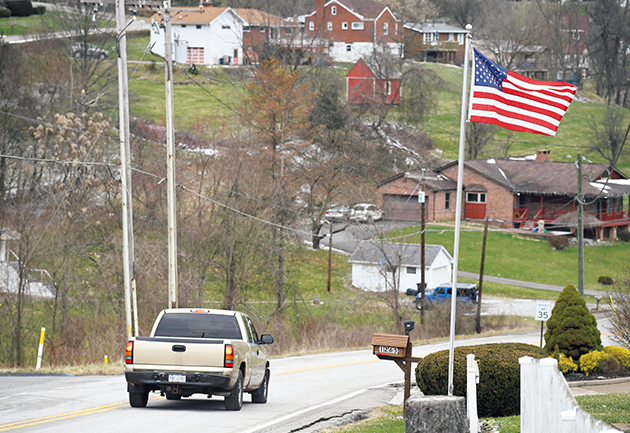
[348,241,453,293]
[150,6,246,66]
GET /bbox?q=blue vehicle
[415,282,479,309]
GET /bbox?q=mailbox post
[371,331,422,416]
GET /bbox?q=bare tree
[588,105,629,166]
[466,122,496,159]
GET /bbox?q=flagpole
[448,23,472,397]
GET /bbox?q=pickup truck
[415,282,479,309]
[124,308,274,411]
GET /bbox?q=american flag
[468,48,577,136]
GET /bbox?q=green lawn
[391,224,629,293]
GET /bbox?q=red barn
[346,58,401,104]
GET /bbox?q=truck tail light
[125,341,134,364]
[224,344,234,368]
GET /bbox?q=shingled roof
[438,157,630,198]
[337,0,392,20]
[349,241,451,267]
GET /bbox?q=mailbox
[371,333,409,358]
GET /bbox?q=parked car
[325,205,350,221]
[71,42,110,60]
[415,283,478,309]
[349,203,384,223]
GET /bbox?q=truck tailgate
[133,337,225,368]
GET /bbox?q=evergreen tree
[544,285,603,359]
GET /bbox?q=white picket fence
[519,356,621,433]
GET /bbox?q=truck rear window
[154,314,242,340]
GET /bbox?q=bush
[579,350,603,376]
[598,276,614,285]
[415,342,547,417]
[558,353,578,374]
[4,0,32,16]
[0,6,11,17]
[604,346,630,369]
[598,352,623,376]
[544,285,603,359]
[618,230,630,242]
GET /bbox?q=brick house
[403,22,467,65]
[303,0,402,63]
[346,58,401,104]
[377,151,630,239]
[377,171,457,222]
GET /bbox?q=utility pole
[419,171,426,326]
[577,154,585,297]
[327,221,332,292]
[476,215,489,334]
[164,0,179,309]
[83,0,150,339]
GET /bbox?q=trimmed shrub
[598,352,622,376]
[558,353,578,374]
[0,6,11,17]
[618,230,630,242]
[4,0,33,16]
[415,342,547,418]
[579,350,604,376]
[604,346,630,369]
[544,285,603,359]
[598,276,614,285]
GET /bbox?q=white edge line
[241,382,398,433]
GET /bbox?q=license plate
[168,374,186,383]
[378,346,399,355]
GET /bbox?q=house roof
[348,241,452,267]
[437,157,630,197]
[403,22,467,34]
[389,171,457,192]
[149,6,286,26]
[334,0,392,20]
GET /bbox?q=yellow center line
[0,397,158,431]
[275,358,379,375]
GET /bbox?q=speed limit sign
[535,301,552,321]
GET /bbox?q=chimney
[201,1,212,8]
[316,0,324,25]
[535,150,551,162]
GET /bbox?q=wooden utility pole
[327,221,332,292]
[164,1,179,309]
[476,216,488,334]
[420,182,426,325]
[577,154,585,298]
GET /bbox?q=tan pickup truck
[124,308,274,411]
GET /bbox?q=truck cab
[415,282,479,309]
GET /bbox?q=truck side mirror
[259,334,274,345]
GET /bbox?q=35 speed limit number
[535,301,552,321]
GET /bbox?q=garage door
[382,194,424,221]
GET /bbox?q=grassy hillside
[123,34,630,173]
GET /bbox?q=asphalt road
[0,319,617,433]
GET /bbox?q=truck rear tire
[224,371,243,411]
[251,369,269,403]
[129,391,149,407]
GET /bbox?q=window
[445,192,451,209]
[572,31,580,40]
[383,22,388,35]
[246,317,259,343]
[351,22,364,30]
[458,33,464,44]
[260,26,266,32]
[327,21,333,31]
[448,33,455,42]
[181,24,187,28]
[285,27,293,35]
[384,81,391,95]
[395,23,398,35]
[331,5,337,15]
[466,193,486,203]
[386,266,396,273]
[309,21,314,31]
[423,32,434,43]
[407,267,416,275]
[196,24,202,29]
[243,25,251,32]
[342,22,348,30]
[346,44,351,52]
[221,25,230,29]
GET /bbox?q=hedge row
[415,343,547,418]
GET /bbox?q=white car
[349,204,384,223]
[325,205,350,221]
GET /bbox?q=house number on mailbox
[378,346,399,355]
